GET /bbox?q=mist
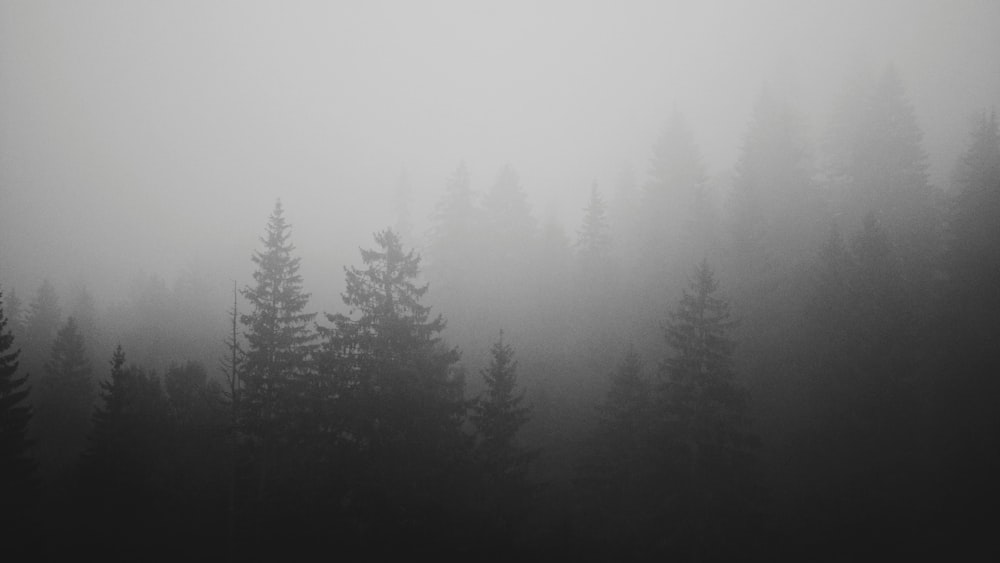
[2,0,999,560]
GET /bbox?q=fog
[3,0,997,307]
[2,1,1000,560]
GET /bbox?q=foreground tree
[320,228,468,550]
[0,286,36,533]
[239,200,316,546]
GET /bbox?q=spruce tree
[659,261,758,561]
[951,110,1000,324]
[576,184,612,265]
[240,200,315,439]
[472,331,532,481]
[320,228,467,547]
[239,200,316,538]
[22,279,61,381]
[470,331,534,549]
[33,317,94,475]
[0,286,36,531]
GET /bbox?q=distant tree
[426,162,483,333]
[658,261,759,561]
[483,164,537,249]
[730,89,821,279]
[950,110,1000,324]
[33,317,94,475]
[393,168,415,245]
[0,286,36,532]
[68,285,99,358]
[643,112,710,284]
[576,184,612,265]
[4,287,25,338]
[22,279,61,379]
[824,65,941,300]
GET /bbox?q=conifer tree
[84,345,166,490]
[33,317,94,474]
[239,200,316,541]
[579,346,659,554]
[0,286,35,531]
[659,261,758,561]
[472,331,532,480]
[470,330,534,549]
[240,200,315,438]
[320,228,467,545]
[22,279,61,380]
[643,112,710,284]
[577,184,612,265]
[951,110,1000,322]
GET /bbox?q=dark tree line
[1,64,999,561]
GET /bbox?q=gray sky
[2,0,998,310]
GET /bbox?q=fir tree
[33,317,94,475]
[472,330,532,480]
[951,110,1000,323]
[470,330,534,550]
[576,184,612,264]
[659,261,759,561]
[0,286,36,531]
[22,279,61,380]
[320,228,468,548]
[240,200,316,438]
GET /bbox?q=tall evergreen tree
[0,286,36,532]
[320,228,468,549]
[239,200,316,544]
[33,317,94,476]
[470,331,534,549]
[22,279,61,380]
[659,261,759,561]
[240,200,316,439]
[950,110,1000,324]
[576,184,612,265]
[642,112,711,284]
[824,65,941,300]
[472,331,532,479]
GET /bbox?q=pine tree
[470,330,534,550]
[240,200,315,439]
[577,184,612,265]
[659,261,758,561]
[824,65,941,300]
[82,345,168,551]
[320,228,468,547]
[0,285,36,531]
[239,200,316,539]
[951,110,1000,323]
[33,317,94,475]
[642,112,710,284]
[22,279,61,380]
[472,331,532,480]
[730,89,820,275]
[579,346,659,555]
[84,345,166,486]
[426,162,482,333]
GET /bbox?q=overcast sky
[2,0,999,310]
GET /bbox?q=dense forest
[2,58,999,560]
